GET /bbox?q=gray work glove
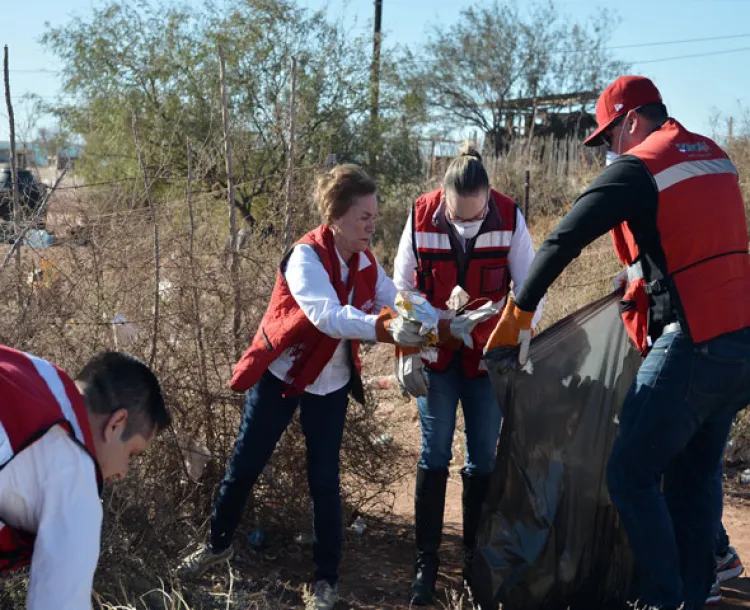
[395,348,428,398]
[387,316,429,348]
[448,302,502,349]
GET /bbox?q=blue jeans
[715,459,730,557]
[607,327,750,609]
[417,357,502,475]
[210,371,349,585]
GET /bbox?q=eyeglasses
[601,115,625,149]
[445,198,489,223]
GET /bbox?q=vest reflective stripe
[0,422,12,466]
[627,260,644,283]
[25,353,84,446]
[415,232,451,251]
[654,158,738,192]
[474,230,513,249]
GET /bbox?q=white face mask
[452,219,484,239]
[605,116,628,166]
[605,150,620,166]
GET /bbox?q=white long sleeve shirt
[393,206,544,328]
[0,424,102,610]
[268,244,398,395]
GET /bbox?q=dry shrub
[0,180,410,606]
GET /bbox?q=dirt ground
[184,343,750,609]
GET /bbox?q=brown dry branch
[217,44,242,361]
[132,112,161,366]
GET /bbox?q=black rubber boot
[461,469,491,590]
[410,468,448,606]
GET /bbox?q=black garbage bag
[471,292,642,610]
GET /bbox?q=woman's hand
[437,304,501,349]
[375,307,428,347]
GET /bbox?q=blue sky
[3,0,749,143]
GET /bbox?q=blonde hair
[443,143,489,196]
[314,164,377,224]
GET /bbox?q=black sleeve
[514,155,658,312]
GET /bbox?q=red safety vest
[0,345,102,573]
[411,187,517,376]
[230,224,378,403]
[614,119,750,352]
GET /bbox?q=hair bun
[457,143,482,163]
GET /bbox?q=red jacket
[0,345,101,572]
[614,119,750,351]
[230,224,378,403]
[411,187,517,376]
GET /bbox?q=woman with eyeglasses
[392,144,543,605]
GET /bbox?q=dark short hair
[635,102,669,124]
[76,352,170,440]
[444,144,489,196]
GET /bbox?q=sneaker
[717,545,744,582]
[306,580,339,610]
[177,543,234,577]
[705,579,722,606]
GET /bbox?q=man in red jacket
[487,76,750,609]
[0,345,170,609]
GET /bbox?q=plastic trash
[350,516,366,536]
[248,527,265,550]
[372,433,394,447]
[294,531,314,546]
[24,229,53,248]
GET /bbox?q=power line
[8,69,60,74]
[8,32,750,74]
[610,32,750,49]
[634,45,750,64]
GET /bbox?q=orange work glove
[375,306,398,344]
[484,297,535,364]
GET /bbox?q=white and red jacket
[0,345,102,573]
[230,224,380,403]
[613,119,750,352]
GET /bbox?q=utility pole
[284,56,298,252]
[3,45,22,305]
[369,0,383,171]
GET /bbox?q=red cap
[583,76,663,147]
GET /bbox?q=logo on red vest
[675,142,710,154]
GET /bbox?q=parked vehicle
[0,166,48,240]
